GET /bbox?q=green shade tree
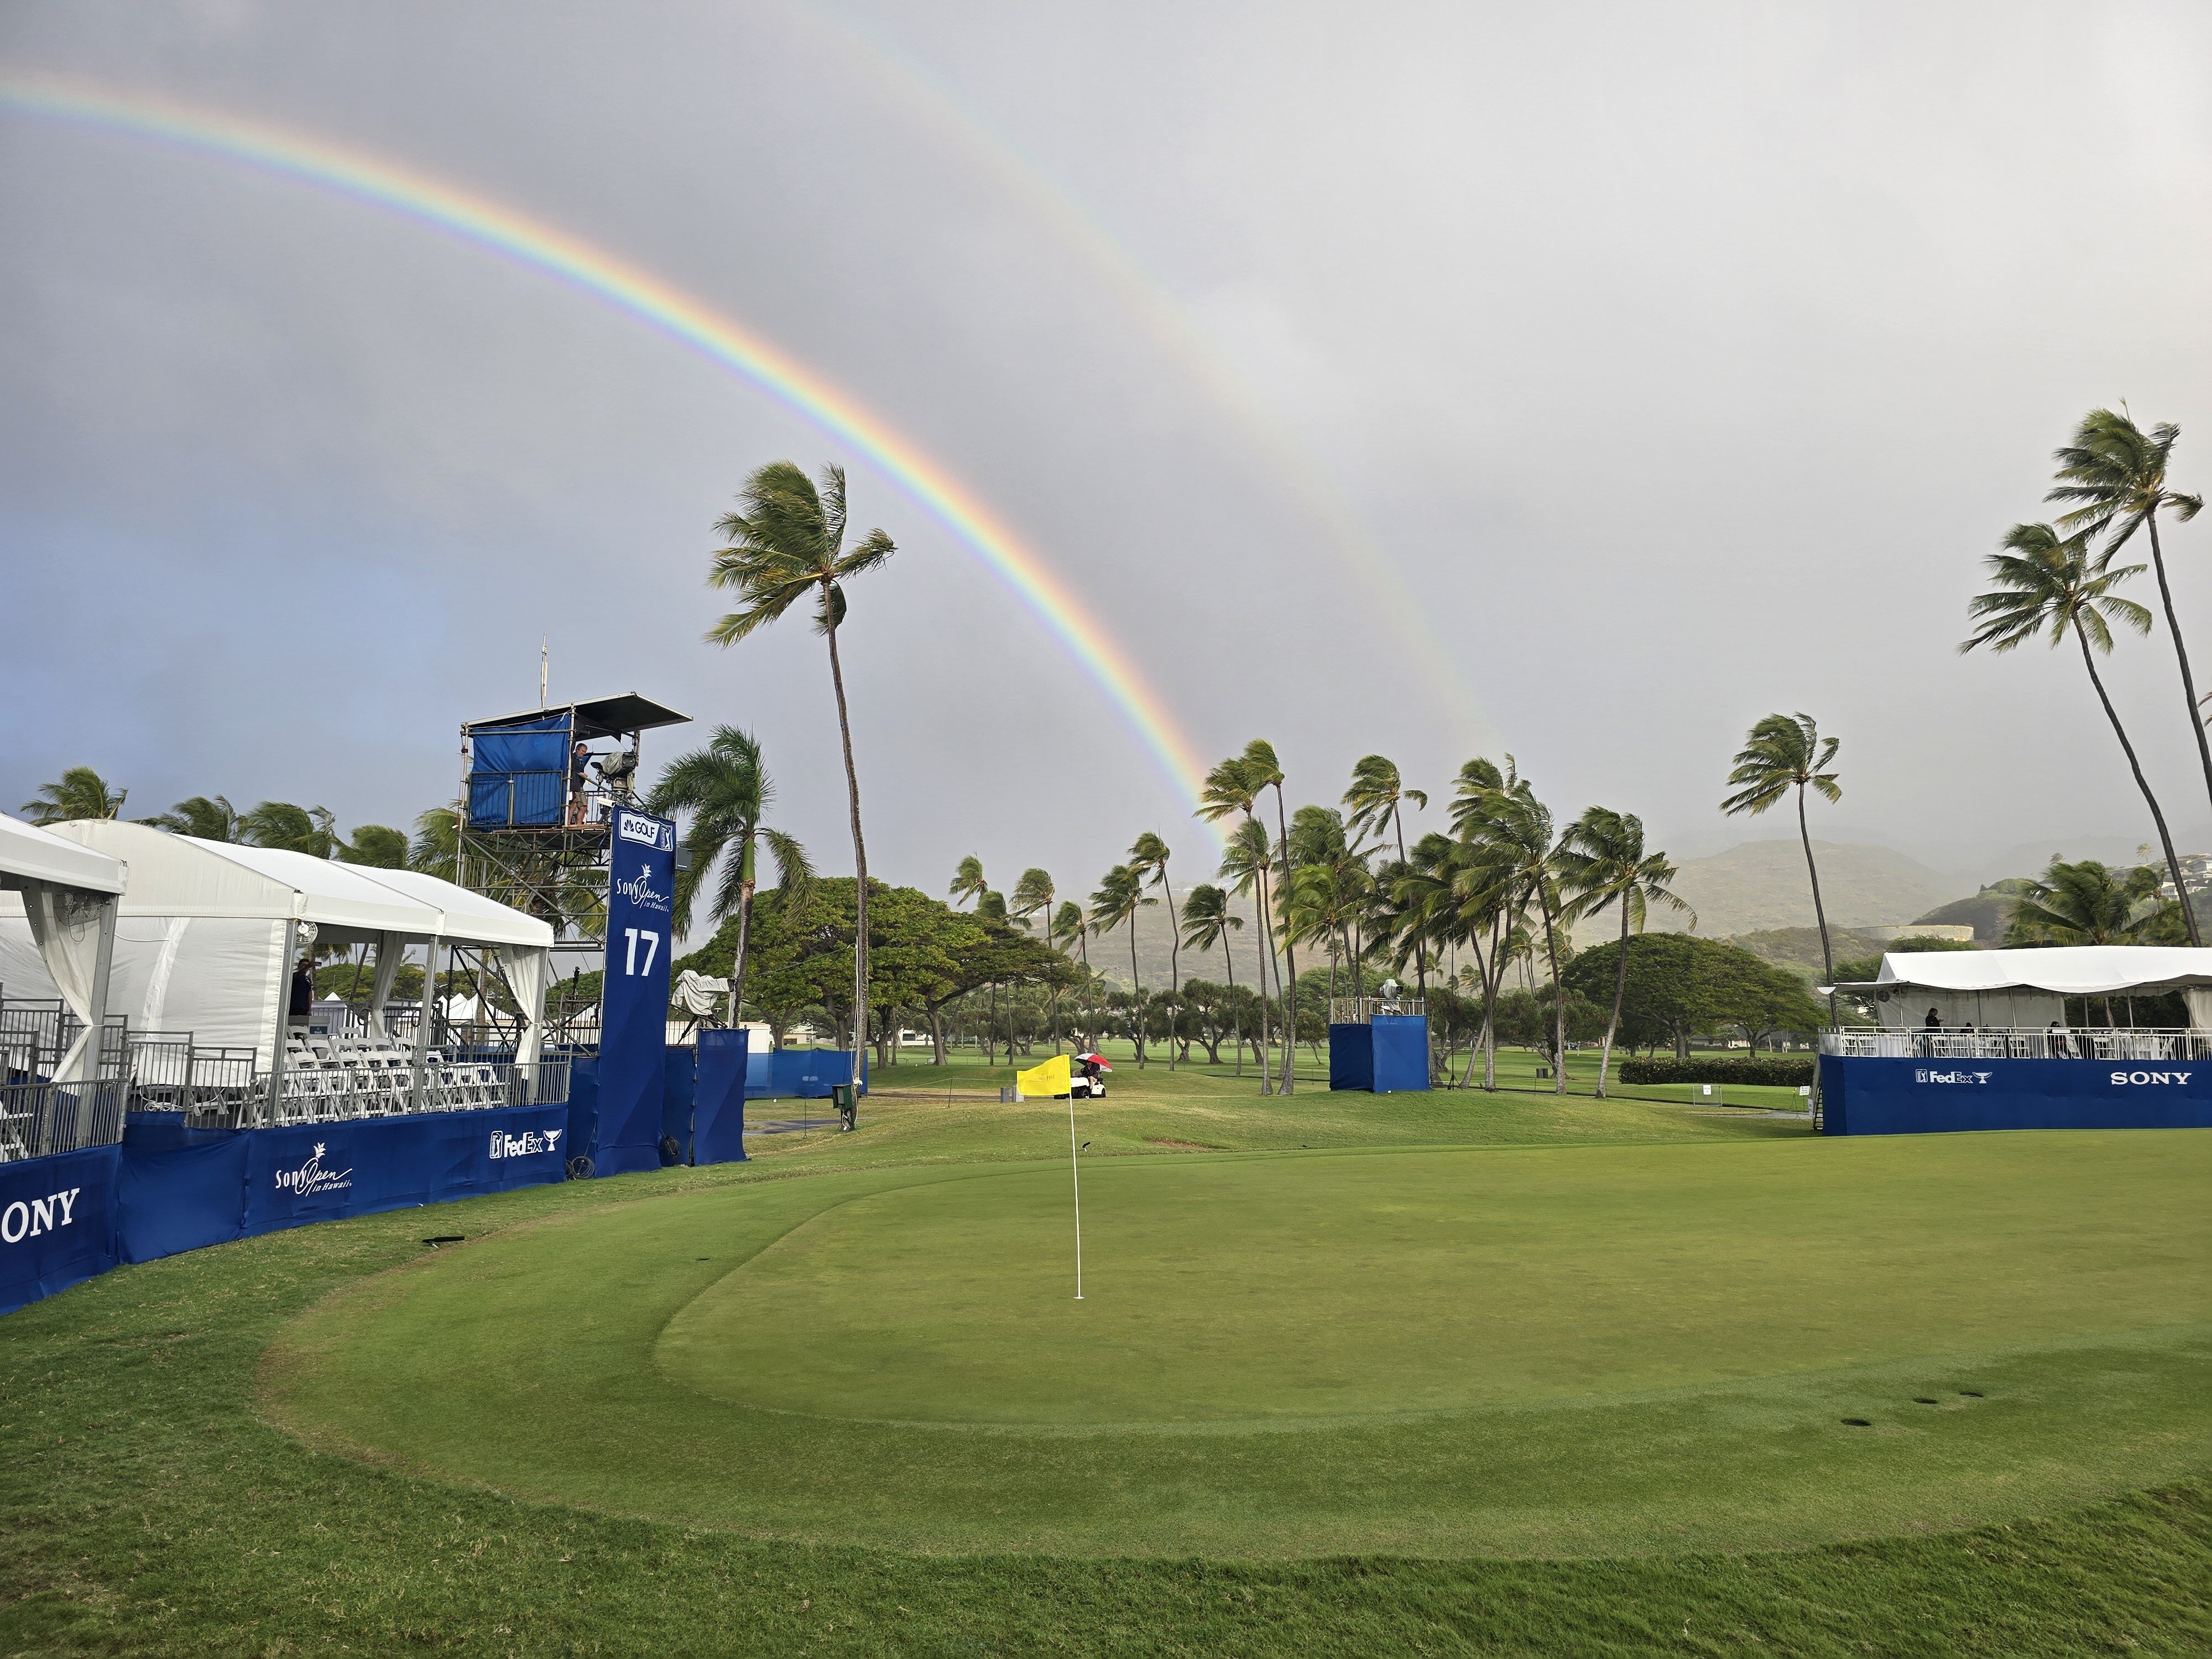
[1720,714,1844,984]
[22,767,126,825]
[646,724,811,1035]
[707,461,896,1079]
[1554,806,1693,1097]
[1961,523,2199,945]
[2048,409,2210,822]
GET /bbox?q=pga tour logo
[1915,1068,1992,1084]
[2111,1070,2193,1086]
[1,1186,81,1244]
[273,1142,353,1197]
[617,811,674,852]
[489,1128,562,1160]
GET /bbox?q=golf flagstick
[1068,1093,1083,1300]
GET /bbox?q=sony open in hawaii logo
[613,865,670,914]
[489,1128,562,1160]
[273,1142,353,1197]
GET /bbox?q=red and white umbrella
[1074,1052,1114,1071]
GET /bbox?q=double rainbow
[0,75,1218,818]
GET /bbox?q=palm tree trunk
[1251,847,1275,1094]
[1128,922,1145,1067]
[1600,899,1629,1098]
[2146,512,2212,893]
[1220,927,1242,1077]
[822,607,870,1084]
[1163,882,1181,1072]
[987,979,999,1065]
[1794,784,1835,983]
[1272,785,1298,1093]
[1395,804,1427,997]
[728,854,756,1041]
[1538,884,1568,1095]
[2076,620,2202,944]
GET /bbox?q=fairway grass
[7,1073,2210,1654]
[263,1133,2212,1559]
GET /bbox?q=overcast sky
[6,1,2212,909]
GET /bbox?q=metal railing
[243,1050,570,1130]
[1821,1027,2212,1062]
[0,1077,127,1163]
[1328,996,1428,1024]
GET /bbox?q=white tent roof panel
[1876,946,2212,995]
[0,813,127,895]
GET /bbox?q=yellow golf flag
[1016,1053,1072,1099]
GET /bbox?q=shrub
[1618,1055,1814,1087]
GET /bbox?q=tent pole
[412,935,443,1113]
[263,919,296,1128]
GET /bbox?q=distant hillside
[1727,926,1890,982]
[1911,882,2029,943]
[1650,841,1957,938]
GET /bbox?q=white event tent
[0,815,129,1087]
[1855,946,2212,1031]
[0,823,553,1083]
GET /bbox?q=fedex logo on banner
[489,1128,562,1160]
[618,811,675,852]
[1,1187,80,1245]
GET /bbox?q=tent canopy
[39,822,550,949]
[0,814,127,896]
[466,692,688,745]
[1864,946,2212,997]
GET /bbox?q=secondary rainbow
[0,74,1218,819]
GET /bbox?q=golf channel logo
[617,811,675,852]
[1,1186,81,1245]
[273,1142,353,1197]
[1914,1068,1992,1084]
[489,1128,562,1160]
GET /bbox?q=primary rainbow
[0,74,1220,823]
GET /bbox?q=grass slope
[2,1071,2208,1654]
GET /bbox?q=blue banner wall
[744,1048,864,1100]
[596,808,677,1175]
[1822,1055,2212,1135]
[660,1047,696,1164]
[0,1145,120,1316]
[117,1117,250,1262]
[693,1032,749,1165]
[1328,1018,1429,1093]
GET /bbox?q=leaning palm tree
[2049,409,2210,827]
[646,724,811,1033]
[948,854,988,912]
[1200,757,1275,1092]
[1089,864,1155,1064]
[1720,715,1844,984]
[140,794,241,841]
[2006,857,2166,949]
[240,801,340,858]
[1128,833,1181,1068]
[1457,770,1572,1094]
[1237,740,1301,1091]
[1180,883,1245,1074]
[707,461,896,1067]
[1343,755,1429,991]
[1051,899,1095,1050]
[1010,867,1055,933]
[1961,523,2199,945]
[1555,806,1692,1097]
[21,767,126,825]
[409,805,461,883]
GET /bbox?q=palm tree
[1961,523,2200,945]
[1010,868,1055,933]
[1238,741,1302,1090]
[337,825,410,869]
[948,854,987,912]
[2006,857,2166,948]
[1180,883,1245,1073]
[1720,715,1844,983]
[1457,768,1572,1093]
[1214,812,1277,1092]
[409,805,461,882]
[1555,807,1692,1097]
[1344,755,1428,993]
[1089,864,1154,1064]
[2049,409,2210,828]
[646,725,811,1034]
[240,801,340,858]
[707,461,896,1068]
[1128,833,1181,1068]
[1051,900,1095,1050]
[140,794,241,841]
[22,767,126,825]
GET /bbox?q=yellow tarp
[1016,1054,1072,1099]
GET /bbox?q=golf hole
[421,1235,465,1246]
[1841,1418,1872,1427]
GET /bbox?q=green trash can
[831,1082,857,1133]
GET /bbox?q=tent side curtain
[15,885,115,1082]
[469,712,572,776]
[504,945,549,1068]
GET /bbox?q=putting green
[263,1133,2212,1558]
